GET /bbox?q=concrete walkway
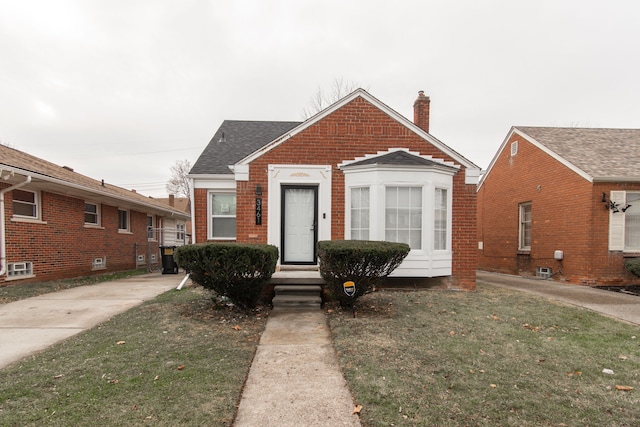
[0,272,181,369]
[233,308,362,426]
[477,270,640,326]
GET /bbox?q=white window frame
[609,191,640,252]
[92,257,107,270]
[519,202,532,251]
[434,188,448,251]
[117,209,130,232]
[350,187,370,240]
[176,223,186,243]
[12,189,40,220]
[384,185,423,250]
[511,140,518,156]
[208,191,236,240]
[147,215,156,240]
[84,201,101,226]
[7,261,34,279]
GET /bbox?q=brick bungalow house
[189,89,480,290]
[477,126,640,285]
[0,144,190,285]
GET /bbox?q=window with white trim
[350,187,370,240]
[84,202,100,225]
[12,189,39,219]
[176,223,186,242]
[7,262,33,278]
[434,188,448,250]
[623,192,640,250]
[511,141,518,156]
[118,209,129,232]
[385,186,422,249]
[209,193,236,239]
[147,215,155,240]
[519,203,532,251]
[92,257,106,269]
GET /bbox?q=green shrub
[174,243,278,309]
[318,240,410,306]
[625,258,640,277]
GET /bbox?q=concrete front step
[272,284,323,310]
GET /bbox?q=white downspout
[0,176,32,275]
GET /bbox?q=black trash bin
[160,246,178,274]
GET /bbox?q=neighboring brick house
[477,126,640,285]
[0,144,190,285]
[189,89,480,290]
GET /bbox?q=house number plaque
[255,198,262,225]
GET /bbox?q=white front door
[282,186,318,264]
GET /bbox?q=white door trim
[268,164,332,266]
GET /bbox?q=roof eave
[593,176,640,183]
[2,165,189,219]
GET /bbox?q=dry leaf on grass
[353,404,363,415]
[116,341,126,345]
[109,379,119,384]
[232,325,242,331]
[615,385,634,391]
[53,374,64,379]
[177,365,185,371]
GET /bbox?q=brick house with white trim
[478,126,640,285]
[0,144,190,285]
[189,89,480,290]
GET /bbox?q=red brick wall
[194,96,477,289]
[478,132,640,285]
[1,186,159,285]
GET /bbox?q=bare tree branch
[166,159,192,199]
[302,78,364,119]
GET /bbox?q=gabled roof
[236,89,479,171]
[0,144,189,219]
[190,90,480,180]
[189,120,301,175]
[339,148,460,171]
[479,126,640,188]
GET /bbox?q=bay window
[350,187,370,240]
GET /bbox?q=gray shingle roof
[345,150,450,168]
[517,127,640,179]
[189,120,301,175]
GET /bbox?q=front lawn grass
[0,287,267,426]
[329,284,640,427]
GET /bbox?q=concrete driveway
[0,273,185,369]
[477,270,640,326]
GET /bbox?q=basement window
[7,262,34,279]
[92,257,107,270]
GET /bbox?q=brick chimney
[169,194,175,207]
[413,90,431,133]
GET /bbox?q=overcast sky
[1,0,638,197]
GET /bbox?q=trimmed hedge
[174,243,278,309]
[318,240,410,306]
[625,258,640,277]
